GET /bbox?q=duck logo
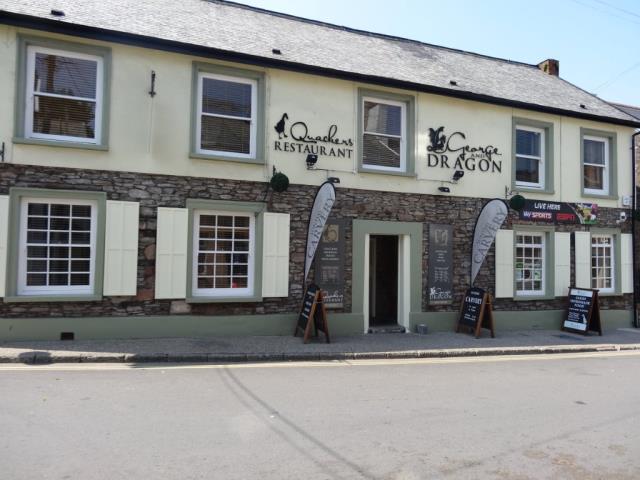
[274,113,288,139]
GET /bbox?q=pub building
[0,0,638,341]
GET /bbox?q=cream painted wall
[0,25,634,207]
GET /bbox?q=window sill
[597,290,623,297]
[190,151,264,165]
[3,294,103,303]
[580,192,618,201]
[186,294,264,304]
[513,185,555,195]
[358,167,416,178]
[513,294,555,302]
[13,137,108,151]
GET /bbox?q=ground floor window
[515,232,545,296]
[18,197,97,295]
[192,210,254,297]
[591,234,614,292]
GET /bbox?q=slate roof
[1,0,638,126]
[611,103,640,122]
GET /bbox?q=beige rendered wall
[0,25,634,208]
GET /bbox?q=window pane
[33,95,96,139]
[27,273,47,286]
[51,204,70,216]
[584,139,605,165]
[201,78,252,118]
[28,203,48,216]
[70,274,90,286]
[516,129,541,156]
[363,101,401,136]
[516,156,540,184]
[584,165,604,190]
[363,133,401,169]
[34,53,97,99]
[200,116,250,154]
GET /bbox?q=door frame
[353,220,423,333]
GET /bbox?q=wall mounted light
[306,154,318,169]
[438,186,450,193]
[452,170,464,182]
[149,71,157,97]
[327,177,340,184]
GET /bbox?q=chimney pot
[538,59,559,77]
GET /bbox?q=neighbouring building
[0,0,638,341]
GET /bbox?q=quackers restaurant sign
[273,113,354,159]
[427,126,502,173]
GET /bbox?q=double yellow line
[0,349,638,372]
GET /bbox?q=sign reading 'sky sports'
[519,200,598,224]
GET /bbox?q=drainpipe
[633,131,639,327]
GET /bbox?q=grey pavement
[1,327,640,363]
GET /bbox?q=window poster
[428,224,454,304]
[314,218,347,309]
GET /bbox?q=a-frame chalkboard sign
[294,283,331,344]
[563,287,602,336]
[456,287,495,338]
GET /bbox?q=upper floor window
[196,72,257,159]
[515,125,544,189]
[362,97,406,172]
[25,46,104,144]
[583,135,609,195]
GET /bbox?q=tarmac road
[1,351,639,479]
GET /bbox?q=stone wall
[0,163,633,318]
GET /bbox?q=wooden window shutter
[155,207,188,299]
[262,212,290,297]
[103,201,140,296]
[554,232,570,297]
[495,229,514,298]
[621,233,633,294]
[0,196,8,297]
[574,231,591,289]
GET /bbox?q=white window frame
[515,125,545,189]
[515,232,546,296]
[24,45,104,144]
[191,210,255,298]
[195,72,257,159]
[17,197,98,296]
[591,234,615,293]
[362,96,406,172]
[583,135,609,196]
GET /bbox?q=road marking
[0,349,638,372]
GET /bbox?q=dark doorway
[369,235,398,326]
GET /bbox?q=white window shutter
[0,195,8,297]
[621,233,633,294]
[574,231,591,289]
[155,207,188,299]
[495,229,514,298]
[262,212,290,297]
[103,201,140,296]
[554,232,570,297]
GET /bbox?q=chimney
[537,59,559,77]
